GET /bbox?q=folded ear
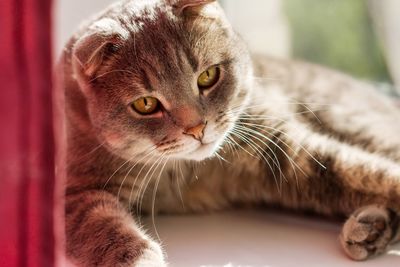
[72,18,128,79]
[171,0,217,16]
[73,34,119,79]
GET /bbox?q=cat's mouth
[194,141,215,151]
[159,140,219,161]
[183,141,218,161]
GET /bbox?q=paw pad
[340,205,394,261]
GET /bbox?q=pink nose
[184,123,206,141]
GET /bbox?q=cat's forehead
[82,0,232,87]
[93,3,176,46]
[88,1,166,34]
[123,0,168,26]
[96,2,227,66]
[99,0,224,35]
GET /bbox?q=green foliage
[284,0,391,82]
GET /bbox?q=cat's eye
[131,97,160,115]
[197,66,221,90]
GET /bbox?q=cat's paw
[69,225,167,267]
[133,240,167,267]
[340,205,395,261]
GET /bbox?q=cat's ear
[170,0,217,16]
[72,18,128,79]
[73,34,119,79]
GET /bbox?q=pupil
[143,98,148,106]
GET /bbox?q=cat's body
[142,57,400,216]
[61,0,400,266]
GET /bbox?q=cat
[59,0,400,266]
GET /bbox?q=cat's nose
[184,122,207,142]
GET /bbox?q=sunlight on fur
[388,250,400,256]
[60,0,400,265]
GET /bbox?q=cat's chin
[177,142,220,162]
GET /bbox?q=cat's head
[71,0,253,162]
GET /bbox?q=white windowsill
[146,210,400,267]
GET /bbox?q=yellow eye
[197,66,221,90]
[131,97,160,115]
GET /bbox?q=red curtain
[0,0,64,266]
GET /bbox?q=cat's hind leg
[340,205,400,261]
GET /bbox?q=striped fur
[60,0,400,265]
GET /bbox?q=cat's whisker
[290,100,323,124]
[225,134,256,159]
[235,124,304,177]
[226,108,328,120]
[231,127,286,191]
[237,128,304,191]
[177,161,187,208]
[100,148,154,206]
[234,124,294,183]
[236,108,329,119]
[225,136,241,159]
[117,148,158,205]
[233,124,307,181]
[237,121,326,170]
[231,130,283,193]
[136,156,164,224]
[103,146,157,192]
[102,157,136,192]
[237,115,285,121]
[244,118,324,165]
[173,160,186,210]
[127,154,157,212]
[151,155,170,242]
[233,131,287,194]
[194,161,202,180]
[235,124,289,182]
[215,151,230,165]
[241,108,328,117]
[224,138,239,158]
[226,101,333,115]
[221,109,329,165]
[236,115,286,124]
[137,154,168,218]
[137,153,167,217]
[130,152,161,215]
[230,128,282,191]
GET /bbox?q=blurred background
[57,0,400,91]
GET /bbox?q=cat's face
[72,0,253,162]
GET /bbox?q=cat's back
[250,55,400,162]
[251,55,399,113]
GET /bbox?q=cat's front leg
[340,205,400,261]
[65,189,166,267]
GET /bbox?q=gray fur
[59,0,400,265]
